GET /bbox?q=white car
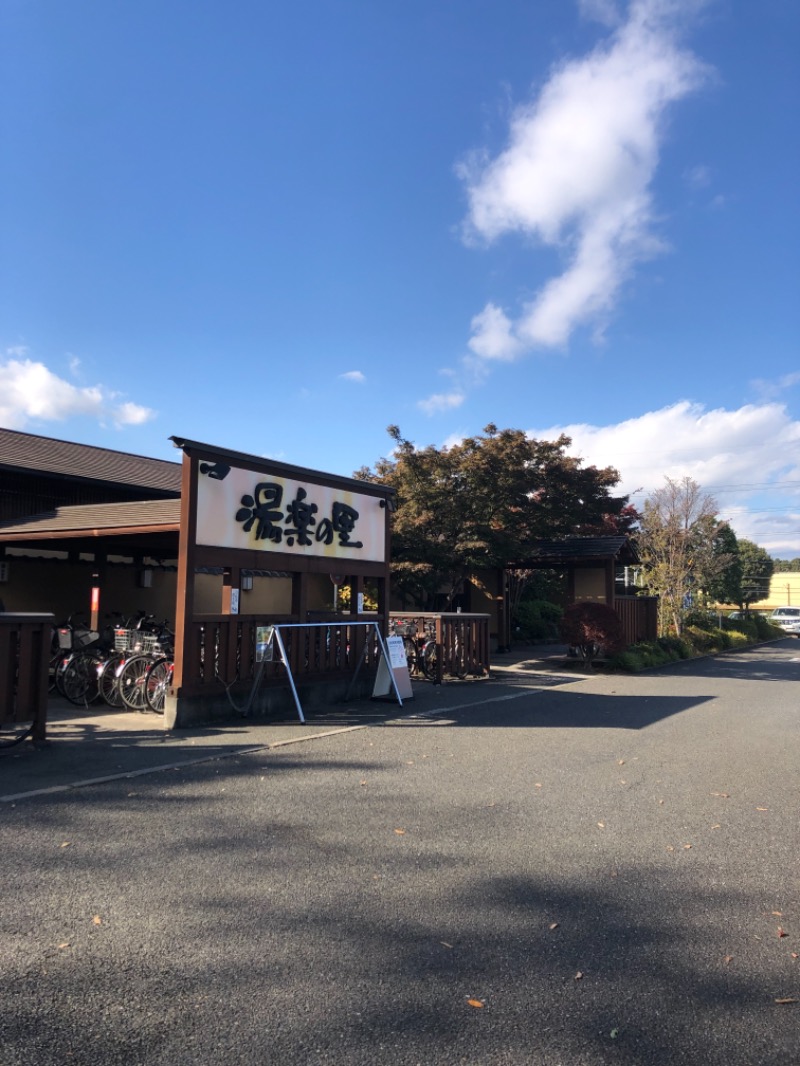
[769,607,800,635]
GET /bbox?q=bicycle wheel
[54,653,73,696]
[48,651,63,693]
[421,640,439,680]
[402,637,419,675]
[118,655,152,711]
[145,657,172,714]
[98,653,126,708]
[452,639,468,679]
[61,654,100,706]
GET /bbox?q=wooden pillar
[291,571,308,622]
[605,560,615,609]
[169,453,198,702]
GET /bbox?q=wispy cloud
[340,370,366,384]
[750,371,800,402]
[459,0,710,358]
[417,390,466,416]
[529,400,800,555]
[0,351,156,429]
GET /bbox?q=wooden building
[0,429,394,726]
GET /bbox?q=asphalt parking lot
[1,640,798,1065]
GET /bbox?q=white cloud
[0,353,157,430]
[417,390,466,416]
[460,0,709,356]
[340,370,366,383]
[528,401,800,557]
[468,303,525,361]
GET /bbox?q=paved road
[1,641,798,1065]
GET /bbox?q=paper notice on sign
[387,635,407,669]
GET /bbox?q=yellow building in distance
[751,571,800,612]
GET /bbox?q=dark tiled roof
[513,536,639,566]
[0,427,181,494]
[0,499,181,537]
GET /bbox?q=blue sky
[2,0,799,556]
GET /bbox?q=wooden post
[169,453,198,701]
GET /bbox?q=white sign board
[373,634,413,700]
[196,465,386,562]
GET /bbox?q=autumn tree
[635,476,732,636]
[355,425,633,609]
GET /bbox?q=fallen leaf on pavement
[774,998,798,1005]
[778,928,788,938]
[467,998,484,1008]
[756,807,769,812]
[440,941,453,949]
[574,971,583,981]
[724,955,733,965]
[58,942,70,950]
[59,842,71,848]
[597,822,605,829]
[549,922,560,930]
[92,916,102,925]
[711,792,730,798]
[683,844,693,849]
[394,828,406,835]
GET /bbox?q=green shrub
[727,630,749,648]
[683,625,718,654]
[512,600,563,642]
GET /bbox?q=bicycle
[116,618,174,713]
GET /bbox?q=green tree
[738,539,774,607]
[356,425,634,609]
[703,523,743,606]
[773,557,800,572]
[636,476,731,636]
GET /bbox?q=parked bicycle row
[389,617,469,680]
[49,611,174,714]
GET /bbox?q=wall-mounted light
[241,574,254,591]
[138,568,153,588]
[379,497,397,513]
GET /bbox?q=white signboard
[373,634,413,700]
[196,464,386,563]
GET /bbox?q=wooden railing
[389,612,491,680]
[0,613,53,743]
[176,615,384,699]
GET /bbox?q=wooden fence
[614,596,659,646]
[0,613,53,743]
[177,615,383,699]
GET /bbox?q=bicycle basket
[114,628,132,651]
[139,634,160,654]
